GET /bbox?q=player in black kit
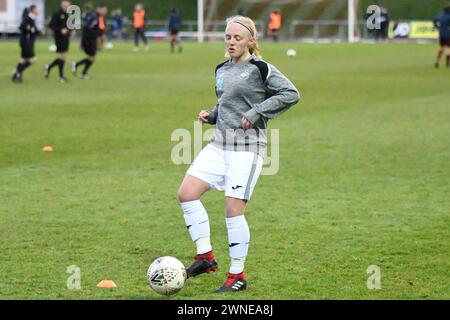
[44,0,71,83]
[72,4,108,79]
[12,4,40,83]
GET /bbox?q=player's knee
[177,191,196,203]
[225,198,247,217]
[177,187,191,203]
[225,207,244,217]
[176,188,184,202]
[177,185,201,203]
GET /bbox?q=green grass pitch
[0,40,449,299]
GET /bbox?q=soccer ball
[286,49,297,57]
[105,42,114,50]
[48,44,57,52]
[147,256,186,295]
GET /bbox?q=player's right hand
[198,110,209,124]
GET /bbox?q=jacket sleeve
[244,64,300,124]
[207,104,219,125]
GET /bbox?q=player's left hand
[241,116,252,130]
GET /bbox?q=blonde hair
[225,15,261,58]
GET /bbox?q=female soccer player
[168,7,182,53]
[177,15,300,292]
[132,3,148,52]
[12,4,40,83]
[44,0,71,83]
[72,4,108,79]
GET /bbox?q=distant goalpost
[197,0,204,43]
[348,0,359,43]
[197,0,360,43]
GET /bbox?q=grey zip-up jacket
[206,55,300,158]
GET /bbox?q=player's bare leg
[445,47,450,68]
[436,46,443,68]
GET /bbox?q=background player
[168,7,183,53]
[97,7,106,51]
[12,4,40,83]
[133,3,149,52]
[44,0,71,83]
[434,5,450,68]
[268,10,282,42]
[72,4,107,79]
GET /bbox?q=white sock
[226,215,250,274]
[195,236,212,255]
[230,257,246,275]
[180,200,212,254]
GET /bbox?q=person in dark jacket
[72,4,108,79]
[44,0,71,83]
[379,7,390,41]
[12,5,40,83]
[168,7,182,53]
[433,5,450,68]
[110,9,124,40]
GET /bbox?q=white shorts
[186,143,264,201]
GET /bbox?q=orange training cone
[96,280,117,288]
[42,146,54,152]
